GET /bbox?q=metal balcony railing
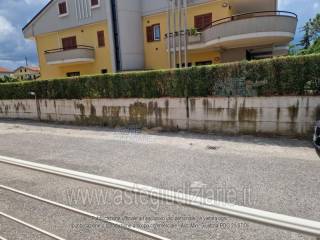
[44,45,95,65]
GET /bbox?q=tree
[0,76,19,83]
[298,14,320,54]
[300,20,312,49]
[310,13,320,41]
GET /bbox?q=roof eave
[22,0,54,33]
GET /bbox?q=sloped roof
[22,0,54,31]
[27,66,40,72]
[14,66,40,73]
[0,67,12,73]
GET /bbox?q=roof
[27,66,40,72]
[22,0,54,31]
[14,66,40,72]
[0,67,12,73]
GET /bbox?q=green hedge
[0,54,319,100]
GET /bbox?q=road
[0,120,319,240]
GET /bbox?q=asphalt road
[0,120,319,240]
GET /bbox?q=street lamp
[28,91,40,120]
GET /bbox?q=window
[66,72,80,77]
[58,2,68,16]
[91,0,100,8]
[194,13,212,30]
[97,31,105,47]
[62,36,77,50]
[146,24,161,42]
[195,61,212,66]
[176,63,192,68]
[101,69,108,74]
[153,24,161,41]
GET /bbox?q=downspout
[110,0,121,71]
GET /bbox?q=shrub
[0,54,319,100]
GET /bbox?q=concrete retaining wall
[0,96,319,138]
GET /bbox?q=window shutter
[194,13,212,30]
[91,0,99,6]
[146,26,154,42]
[59,2,67,15]
[203,14,212,29]
[97,31,105,47]
[62,36,77,50]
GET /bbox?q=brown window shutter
[194,16,202,29]
[59,2,67,15]
[97,31,105,47]
[146,26,154,42]
[194,13,212,30]
[62,36,77,50]
[203,13,212,29]
[91,0,99,6]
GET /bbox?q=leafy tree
[297,14,320,54]
[300,20,312,49]
[310,13,320,41]
[0,76,19,83]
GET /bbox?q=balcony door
[62,36,77,50]
[194,13,212,30]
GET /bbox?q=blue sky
[0,0,319,70]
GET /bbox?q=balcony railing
[166,11,298,51]
[201,10,297,31]
[44,45,95,65]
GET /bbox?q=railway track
[0,155,320,240]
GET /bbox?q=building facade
[23,0,298,79]
[0,67,13,79]
[13,66,41,80]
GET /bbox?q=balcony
[168,11,298,51]
[44,45,95,65]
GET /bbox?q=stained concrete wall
[0,96,319,138]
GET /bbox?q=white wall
[116,0,145,70]
[0,96,319,138]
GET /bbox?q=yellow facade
[36,21,112,79]
[35,2,233,78]
[143,1,232,70]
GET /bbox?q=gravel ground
[0,120,319,240]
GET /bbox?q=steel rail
[0,156,320,237]
[0,211,65,240]
[0,236,8,240]
[44,45,94,54]
[0,184,170,240]
[200,10,298,31]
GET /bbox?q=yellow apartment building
[23,0,298,79]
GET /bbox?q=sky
[0,0,319,70]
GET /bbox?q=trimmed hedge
[0,54,319,100]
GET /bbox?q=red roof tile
[0,67,12,73]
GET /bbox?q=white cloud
[313,2,319,9]
[23,0,48,5]
[0,16,15,40]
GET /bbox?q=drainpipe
[178,0,182,68]
[172,0,176,68]
[183,0,188,68]
[167,0,172,68]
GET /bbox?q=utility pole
[25,56,28,67]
